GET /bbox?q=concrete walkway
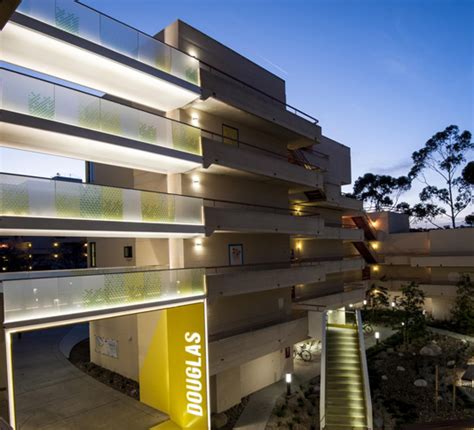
[234,325,395,430]
[12,326,168,430]
[234,352,321,430]
[428,326,474,343]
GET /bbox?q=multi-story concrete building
[366,211,474,320]
[0,1,368,429]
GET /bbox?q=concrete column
[167,174,184,269]
[308,310,323,340]
[0,294,9,423]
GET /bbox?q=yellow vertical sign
[167,302,208,429]
[139,301,209,430]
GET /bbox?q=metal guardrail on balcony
[0,173,204,225]
[0,68,202,156]
[16,0,200,86]
[2,266,206,324]
[200,61,319,124]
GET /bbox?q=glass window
[222,124,239,146]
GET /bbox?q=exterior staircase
[321,311,372,430]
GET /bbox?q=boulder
[211,413,228,429]
[420,344,442,357]
[414,379,428,387]
[381,375,388,381]
[447,360,456,367]
[396,366,405,372]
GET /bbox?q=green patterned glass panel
[144,271,162,298]
[124,272,146,302]
[55,182,80,218]
[1,183,29,215]
[185,67,199,86]
[79,100,100,130]
[4,267,206,323]
[138,122,157,144]
[80,185,102,219]
[141,192,175,222]
[28,92,55,119]
[55,4,79,34]
[101,187,123,220]
[100,104,122,135]
[103,273,126,305]
[171,122,201,155]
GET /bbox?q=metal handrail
[356,310,373,430]
[1,67,325,171]
[26,0,319,125]
[319,311,328,430]
[200,61,319,124]
[201,130,324,171]
[0,171,321,219]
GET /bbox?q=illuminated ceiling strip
[4,297,206,333]
[0,229,205,239]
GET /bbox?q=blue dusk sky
[1,0,472,218]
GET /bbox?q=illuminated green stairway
[324,324,368,430]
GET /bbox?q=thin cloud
[370,158,412,175]
[257,55,289,76]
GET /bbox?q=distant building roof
[52,176,82,183]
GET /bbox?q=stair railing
[356,309,373,430]
[319,311,328,430]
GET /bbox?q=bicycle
[363,322,374,335]
[293,344,312,362]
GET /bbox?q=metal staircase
[320,311,372,430]
[351,214,380,265]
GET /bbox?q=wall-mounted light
[371,242,379,250]
[53,254,59,259]
[192,175,200,186]
[188,49,198,58]
[349,303,354,308]
[296,241,302,251]
[195,239,203,248]
[53,242,59,248]
[372,265,379,272]
[27,243,32,248]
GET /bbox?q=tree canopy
[350,173,411,211]
[351,125,473,227]
[408,125,473,228]
[463,161,474,185]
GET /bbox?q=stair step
[326,416,367,426]
[327,359,361,365]
[327,381,363,388]
[326,413,368,421]
[326,399,365,408]
[325,426,368,430]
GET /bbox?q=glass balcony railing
[0,173,204,225]
[2,266,206,323]
[16,0,200,86]
[0,69,202,156]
